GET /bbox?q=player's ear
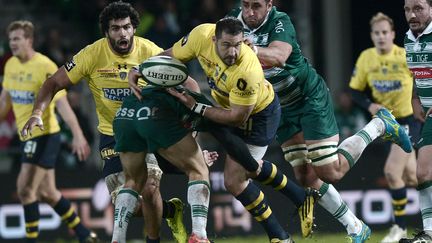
[212,36,216,43]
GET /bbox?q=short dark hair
[215,17,244,39]
[99,1,140,35]
[7,20,34,39]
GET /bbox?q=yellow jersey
[349,45,413,118]
[65,37,163,135]
[3,53,66,141]
[172,23,274,114]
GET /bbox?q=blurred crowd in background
[0,0,370,173]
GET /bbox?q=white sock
[188,180,210,239]
[318,183,362,235]
[418,182,432,231]
[112,188,139,243]
[338,118,384,167]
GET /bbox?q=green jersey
[404,23,432,109]
[228,7,321,107]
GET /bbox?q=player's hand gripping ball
[139,56,188,87]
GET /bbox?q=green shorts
[416,115,432,149]
[113,88,191,153]
[276,77,339,143]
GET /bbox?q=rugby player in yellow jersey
[20,2,194,242]
[349,13,420,243]
[0,20,97,243]
[165,17,297,243]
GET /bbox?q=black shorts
[20,133,61,169]
[231,96,281,146]
[99,134,123,178]
[396,115,422,147]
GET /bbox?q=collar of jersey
[237,6,273,35]
[406,21,432,41]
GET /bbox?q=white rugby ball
[139,56,188,87]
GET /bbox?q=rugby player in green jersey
[400,0,432,242]
[350,12,420,243]
[112,86,213,243]
[226,0,413,242]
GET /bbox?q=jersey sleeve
[268,15,297,45]
[172,25,205,62]
[2,60,12,90]
[64,45,94,84]
[349,51,368,91]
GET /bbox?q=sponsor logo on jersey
[65,59,76,72]
[102,88,131,101]
[410,68,432,79]
[100,147,119,160]
[9,90,35,104]
[372,80,402,93]
[119,72,127,80]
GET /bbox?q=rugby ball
[139,56,188,87]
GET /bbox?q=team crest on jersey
[119,72,127,80]
[65,59,76,72]
[181,33,190,46]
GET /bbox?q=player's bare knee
[416,168,432,184]
[37,189,60,205]
[384,172,401,187]
[17,186,36,202]
[224,175,242,195]
[141,177,160,200]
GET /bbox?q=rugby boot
[381,224,407,243]
[374,108,412,153]
[188,233,211,243]
[166,198,187,243]
[399,231,432,243]
[298,187,321,238]
[347,221,371,243]
[83,231,100,243]
[270,236,295,243]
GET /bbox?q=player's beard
[216,46,237,66]
[109,36,134,55]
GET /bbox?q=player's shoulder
[192,23,215,37]
[134,36,160,48]
[392,45,407,56]
[226,7,241,18]
[270,7,291,23]
[78,38,106,55]
[4,55,18,69]
[358,47,376,59]
[34,52,56,66]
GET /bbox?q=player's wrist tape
[30,114,43,122]
[191,102,210,116]
[32,109,43,117]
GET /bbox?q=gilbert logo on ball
[139,56,188,87]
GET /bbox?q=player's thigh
[415,116,432,182]
[158,133,207,178]
[17,163,48,194]
[384,144,411,178]
[119,152,148,181]
[417,145,432,182]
